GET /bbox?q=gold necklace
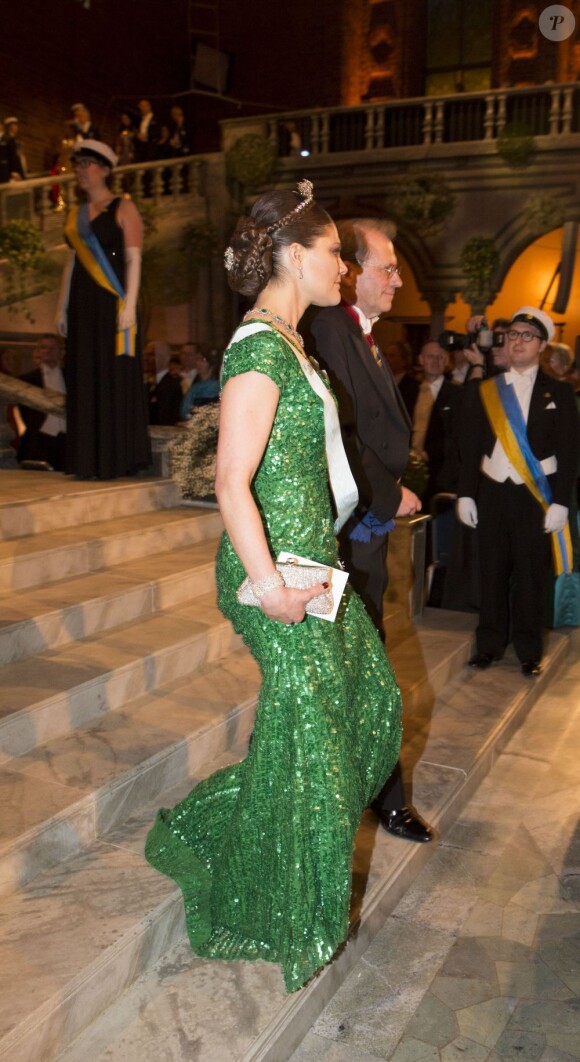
[244,309,314,375]
[245,307,305,349]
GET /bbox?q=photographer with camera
[440,317,510,382]
[456,306,579,677]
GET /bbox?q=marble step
[0,627,567,1062]
[0,648,260,899]
[0,537,221,665]
[0,605,438,899]
[0,505,223,593]
[0,474,182,542]
[0,592,242,761]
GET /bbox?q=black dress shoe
[375,805,433,843]
[467,652,495,669]
[521,661,542,677]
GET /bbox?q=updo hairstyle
[225,186,332,300]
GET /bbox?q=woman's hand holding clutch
[260,583,329,625]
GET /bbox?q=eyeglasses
[367,262,402,277]
[506,329,542,343]
[73,157,98,169]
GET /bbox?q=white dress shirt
[139,113,154,140]
[41,364,66,436]
[349,304,377,335]
[482,365,557,482]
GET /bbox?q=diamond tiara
[267,179,314,234]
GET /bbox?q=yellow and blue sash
[480,375,572,575]
[64,204,136,356]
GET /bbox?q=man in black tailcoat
[458,306,580,676]
[305,217,432,844]
[411,340,463,503]
[16,334,66,470]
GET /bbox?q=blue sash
[66,203,135,356]
[480,374,572,575]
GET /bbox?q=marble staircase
[0,471,571,1062]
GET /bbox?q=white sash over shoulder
[226,322,358,533]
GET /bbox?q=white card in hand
[277,551,349,622]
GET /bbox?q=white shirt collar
[426,375,445,398]
[505,364,539,386]
[350,304,378,336]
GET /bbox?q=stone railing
[0,155,208,230]
[221,82,580,157]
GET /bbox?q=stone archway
[486,223,580,347]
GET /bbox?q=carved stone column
[421,290,458,338]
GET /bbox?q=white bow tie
[505,371,534,388]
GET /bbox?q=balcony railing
[0,155,206,230]
[221,82,580,157]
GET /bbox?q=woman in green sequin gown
[145,185,402,992]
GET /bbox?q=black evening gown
[65,198,151,478]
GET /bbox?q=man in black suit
[307,217,432,844]
[412,340,462,503]
[458,306,580,676]
[155,355,184,425]
[16,334,66,470]
[70,103,100,143]
[0,121,23,183]
[134,99,160,163]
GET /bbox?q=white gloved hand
[118,246,141,333]
[118,301,137,331]
[544,503,568,533]
[457,497,478,527]
[54,307,68,338]
[55,249,74,339]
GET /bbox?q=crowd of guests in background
[384,324,580,508]
[0,100,192,185]
[1,333,221,473]
[381,320,580,640]
[143,339,220,425]
[3,323,578,481]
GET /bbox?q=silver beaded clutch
[237,562,334,615]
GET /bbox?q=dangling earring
[297,265,303,280]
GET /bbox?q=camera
[439,320,505,354]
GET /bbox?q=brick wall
[1,0,350,170]
[0,0,189,173]
[2,0,577,174]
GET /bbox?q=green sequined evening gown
[145,327,402,992]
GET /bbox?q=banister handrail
[219,82,580,157]
[0,153,212,231]
[220,81,580,128]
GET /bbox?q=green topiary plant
[460,236,499,307]
[225,134,277,190]
[389,172,455,237]
[497,123,535,168]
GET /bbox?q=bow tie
[505,371,534,387]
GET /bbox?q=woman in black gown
[55,139,150,479]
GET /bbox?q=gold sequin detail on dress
[145,328,402,992]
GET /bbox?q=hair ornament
[267,179,315,234]
[296,179,313,200]
[224,246,235,271]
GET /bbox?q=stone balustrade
[221,81,580,157]
[0,155,209,229]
